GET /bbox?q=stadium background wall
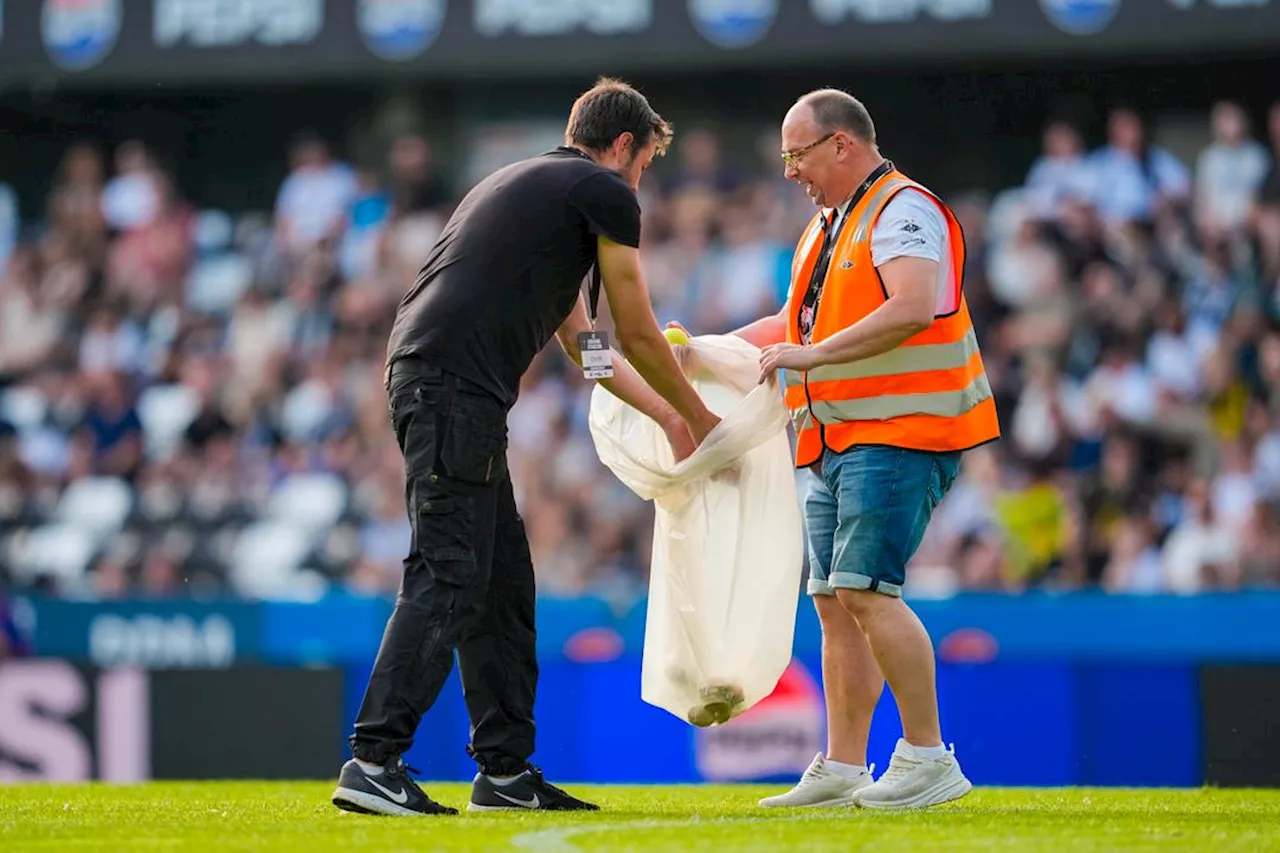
[2,3,1279,217]
[2,0,1278,86]
[3,595,1279,787]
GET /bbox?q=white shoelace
[800,760,828,783]
[801,757,875,784]
[879,753,922,784]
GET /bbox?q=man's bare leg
[837,589,970,809]
[758,594,882,807]
[815,594,885,765]
[836,590,940,747]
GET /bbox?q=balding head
[792,89,876,145]
[780,88,884,210]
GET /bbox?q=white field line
[511,812,851,853]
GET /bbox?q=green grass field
[3,782,1279,852]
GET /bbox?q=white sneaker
[758,753,873,808]
[853,740,972,810]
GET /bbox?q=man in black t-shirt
[332,78,721,818]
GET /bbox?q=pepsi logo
[938,628,999,664]
[42,0,122,71]
[358,0,445,61]
[562,627,625,663]
[688,0,777,49]
[1038,0,1122,35]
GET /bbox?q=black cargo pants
[349,357,537,776]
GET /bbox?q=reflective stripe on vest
[851,179,908,242]
[807,326,981,383]
[811,372,993,422]
[791,406,814,435]
[783,368,811,434]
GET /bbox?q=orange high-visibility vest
[782,168,1000,469]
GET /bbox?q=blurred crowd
[914,101,1280,595]
[3,98,1280,603]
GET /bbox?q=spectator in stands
[664,127,739,197]
[1195,101,1269,239]
[0,246,66,381]
[273,132,357,258]
[78,303,147,378]
[79,370,144,481]
[994,455,1073,587]
[695,201,787,332]
[1087,108,1191,226]
[1009,351,1075,463]
[952,531,1011,591]
[1080,431,1151,581]
[339,167,390,282]
[1163,479,1237,593]
[1082,332,1159,430]
[0,420,36,533]
[1102,513,1164,593]
[987,210,1068,312]
[101,141,161,234]
[1238,501,1280,587]
[1024,120,1095,224]
[226,286,293,403]
[1254,101,1280,283]
[47,141,107,264]
[106,168,194,307]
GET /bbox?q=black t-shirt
[385,147,641,407]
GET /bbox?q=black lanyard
[588,264,603,327]
[803,159,894,313]
[854,159,894,212]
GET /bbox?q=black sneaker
[468,765,599,812]
[332,757,458,816]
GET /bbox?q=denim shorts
[804,445,961,598]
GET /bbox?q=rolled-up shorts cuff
[809,571,903,599]
[807,577,834,596]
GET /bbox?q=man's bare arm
[556,294,698,461]
[595,236,719,443]
[668,305,787,349]
[730,306,789,348]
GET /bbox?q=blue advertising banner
[345,655,1202,788]
[16,593,1274,786]
[24,599,260,669]
[897,593,1280,664]
[260,591,1280,665]
[22,592,1280,666]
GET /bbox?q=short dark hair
[565,77,673,157]
[797,89,876,145]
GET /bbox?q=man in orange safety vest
[677,88,999,810]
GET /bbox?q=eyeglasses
[781,133,835,168]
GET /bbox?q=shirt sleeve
[274,174,297,219]
[1024,157,1051,189]
[569,172,642,249]
[870,189,947,267]
[1154,148,1192,198]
